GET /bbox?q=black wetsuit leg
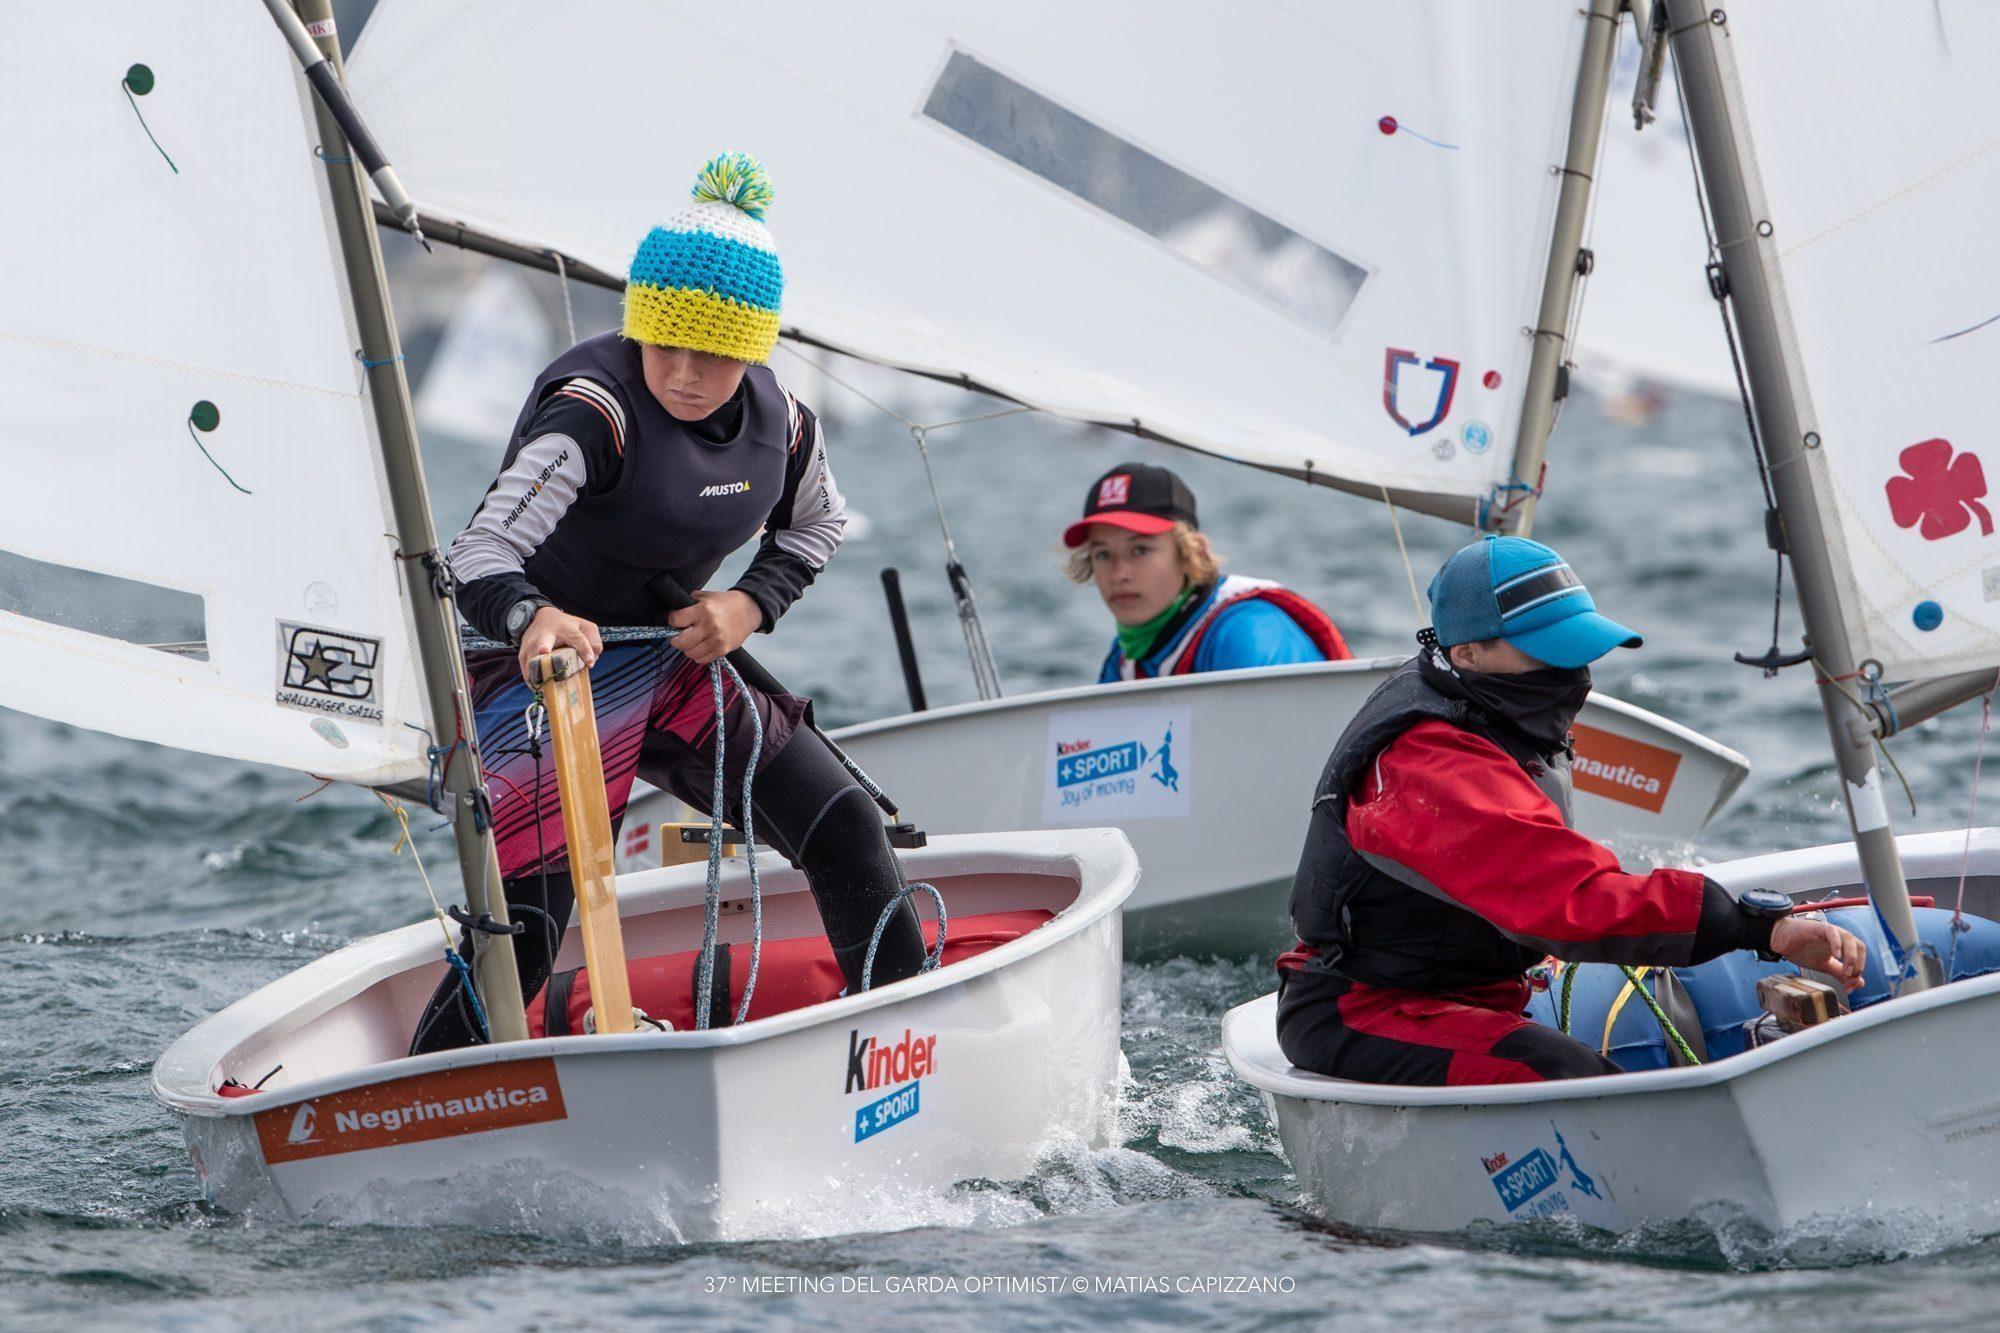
[408,868,573,1057]
[733,724,927,994]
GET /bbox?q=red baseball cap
[1062,463,1200,548]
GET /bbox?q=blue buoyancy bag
[1523,905,2000,1072]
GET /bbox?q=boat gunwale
[824,657,1752,778]
[152,828,1137,1118]
[1225,960,2000,1110]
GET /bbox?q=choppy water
[8,298,2000,1327]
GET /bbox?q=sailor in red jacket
[1277,535,1865,1085]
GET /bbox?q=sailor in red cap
[1062,462,1350,681]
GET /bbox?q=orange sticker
[255,1057,566,1164]
[1570,724,1681,814]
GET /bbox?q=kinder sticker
[255,1058,567,1164]
[845,1027,936,1144]
[1570,724,1680,815]
[1467,1119,1625,1229]
[1043,704,1192,823]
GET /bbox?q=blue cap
[1426,535,1642,669]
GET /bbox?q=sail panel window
[922,49,1367,337]
[0,551,207,658]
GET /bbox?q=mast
[1502,0,1621,537]
[275,0,532,1037]
[1663,0,1933,987]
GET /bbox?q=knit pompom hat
[623,152,783,364]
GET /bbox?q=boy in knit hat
[411,153,928,1052]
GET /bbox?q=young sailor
[410,153,926,1053]
[1063,462,1350,680]
[1277,535,1866,1085]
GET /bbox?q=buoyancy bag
[1524,905,2000,1072]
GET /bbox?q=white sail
[0,7,431,785]
[1713,2,2000,679]
[349,0,1595,519]
[416,266,554,446]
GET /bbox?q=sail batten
[349,0,1599,511]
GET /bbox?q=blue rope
[445,948,491,1043]
[693,654,766,1028]
[314,145,355,164]
[355,350,405,369]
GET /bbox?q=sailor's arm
[1345,721,1775,967]
[731,399,846,632]
[447,385,623,644]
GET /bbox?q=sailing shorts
[1275,965,1621,1085]
[466,638,807,878]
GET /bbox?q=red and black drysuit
[1277,651,1774,1085]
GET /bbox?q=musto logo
[845,1027,937,1143]
[1569,724,1681,815]
[254,1058,567,1165]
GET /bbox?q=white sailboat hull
[154,830,1132,1241]
[1225,831,2000,1248]
[624,661,1747,949]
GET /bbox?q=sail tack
[0,9,432,784]
[348,0,1594,517]
[1715,3,2000,679]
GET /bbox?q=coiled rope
[1555,958,1701,1066]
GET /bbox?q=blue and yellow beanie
[623,152,783,364]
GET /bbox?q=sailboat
[342,0,1751,948]
[2,3,1136,1236]
[1225,0,2000,1248]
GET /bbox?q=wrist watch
[1738,887,1791,961]
[504,597,548,645]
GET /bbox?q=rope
[860,882,948,992]
[552,250,578,347]
[693,654,767,1029]
[1616,965,1701,1065]
[377,791,489,1043]
[1554,958,1699,1065]
[1949,692,1994,977]
[1378,486,1426,624]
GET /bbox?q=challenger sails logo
[845,1027,937,1143]
[255,1059,568,1164]
[275,622,383,723]
[697,480,752,498]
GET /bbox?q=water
[7,337,2000,1327]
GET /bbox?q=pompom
[690,151,774,221]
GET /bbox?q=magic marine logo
[845,1027,937,1143]
[255,1059,568,1165]
[697,480,752,497]
[275,622,383,723]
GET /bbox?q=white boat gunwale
[154,828,1136,1118]
[830,656,1751,783]
[1226,943,2000,1111]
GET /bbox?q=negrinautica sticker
[275,621,383,723]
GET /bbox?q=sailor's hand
[519,607,602,683]
[668,589,763,665]
[1769,917,1867,991]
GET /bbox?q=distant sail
[350,1,1599,521]
[1714,2,2000,678]
[0,9,432,785]
[417,266,554,447]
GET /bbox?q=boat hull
[623,661,1748,950]
[157,831,1131,1240]
[1225,830,2000,1249]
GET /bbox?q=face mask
[1419,643,1591,756]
